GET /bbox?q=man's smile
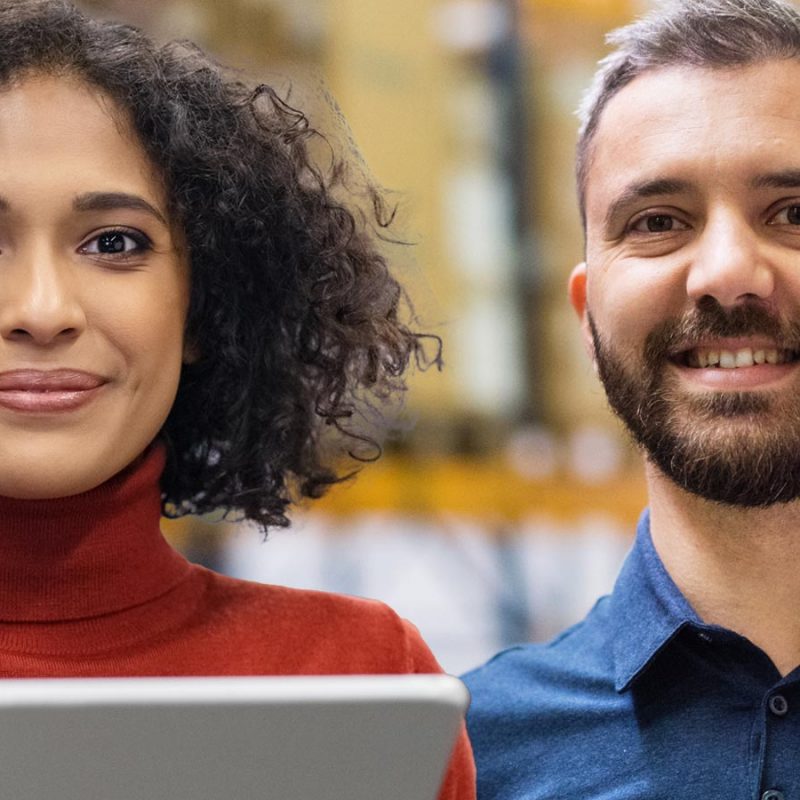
[679,346,799,369]
[667,339,800,389]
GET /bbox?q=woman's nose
[685,213,775,308]
[0,248,87,345]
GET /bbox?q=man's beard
[589,300,800,507]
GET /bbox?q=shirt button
[769,694,789,717]
[762,790,785,800]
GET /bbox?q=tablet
[0,673,469,800]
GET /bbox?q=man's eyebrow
[73,192,168,225]
[751,170,800,190]
[604,178,692,229]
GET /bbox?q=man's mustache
[643,301,800,364]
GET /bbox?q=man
[464,1,800,797]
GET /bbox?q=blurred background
[78,0,651,675]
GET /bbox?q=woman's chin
[0,440,151,500]
[0,474,106,500]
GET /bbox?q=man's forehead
[592,63,766,153]
[585,59,800,212]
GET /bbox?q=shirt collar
[609,510,703,692]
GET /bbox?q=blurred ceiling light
[432,0,510,52]
[566,426,624,484]
[505,426,560,480]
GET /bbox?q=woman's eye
[630,214,686,234]
[81,229,150,256]
[770,205,800,225]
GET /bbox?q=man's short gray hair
[577,0,800,225]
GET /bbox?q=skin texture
[569,60,800,675]
[0,74,189,499]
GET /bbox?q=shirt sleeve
[401,619,477,800]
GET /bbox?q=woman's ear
[567,262,597,367]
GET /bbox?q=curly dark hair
[0,0,435,531]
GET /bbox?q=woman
[0,1,474,797]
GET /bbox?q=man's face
[571,60,800,506]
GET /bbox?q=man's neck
[647,462,800,676]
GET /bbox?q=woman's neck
[0,442,190,622]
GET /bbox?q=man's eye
[770,205,800,225]
[81,230,150,255]
[631,214,683,233]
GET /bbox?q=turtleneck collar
[0,441,191,622]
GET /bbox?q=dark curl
[0,0,436,531]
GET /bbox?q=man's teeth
[689,347,791,368]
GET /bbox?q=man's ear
[568,262,596,365]
[568,262,588,319]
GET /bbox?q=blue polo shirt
[463,511,800,800]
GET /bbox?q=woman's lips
[0,370,107,413]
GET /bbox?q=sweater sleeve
[401,619,477,800]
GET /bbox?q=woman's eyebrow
[72,192,168,225]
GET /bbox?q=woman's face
[0,74,190,499]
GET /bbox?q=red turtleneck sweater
[0,444,475,799]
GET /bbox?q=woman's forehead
[0,73,170,219]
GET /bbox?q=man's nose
[0,247,87,345]
[685,213,775,307]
